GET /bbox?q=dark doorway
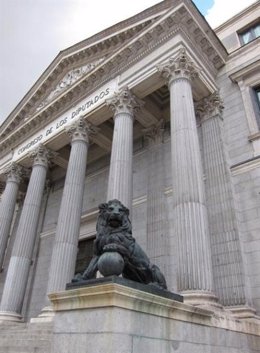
[75,237,95,275]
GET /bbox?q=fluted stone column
[197,92,255,317]
[0,163,23,269]
[107,88,142,214]
[143,120,170,284]
[0,145,53,321]
[46,118,96,297]
[159,49,217,306]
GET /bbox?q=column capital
[4,163,24,184]
[158,48,199,86]
[29,144,56,168]
[66,117,98,144]
[107,87,143,117]
[143,119,165,146]
[195,91,224,122]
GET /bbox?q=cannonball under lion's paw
[97,252,125,277]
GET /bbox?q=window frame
[238,21,260,45]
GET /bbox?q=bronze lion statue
[73,199,167,289]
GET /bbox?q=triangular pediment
[0,2,167,136]
[0,0,228,160]
[33,58,105,115]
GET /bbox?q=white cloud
[0,0,161,123]
[205,0,257,28]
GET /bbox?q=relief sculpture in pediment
[35,58,105,113]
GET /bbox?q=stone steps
[0,322,53,353]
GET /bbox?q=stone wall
[217,68,260,314]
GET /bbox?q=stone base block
[30,306,55,323]
[49,277,260,353]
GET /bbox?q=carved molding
[35,59,104,114]
[195,91,224,121]
[4,163,24,184]
[66,117,99,144]
[143,119,165,145]
[158,47,200,85]
[29,144,56,168]
[107,87,143,117]
[0,4,226,157]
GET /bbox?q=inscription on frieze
[13,79,118,161]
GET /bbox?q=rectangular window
[239,22,260,45]
[253,86,260,129]
[255,86,260,108]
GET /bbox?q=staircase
[0,321,53,353]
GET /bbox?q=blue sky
[193,0,214,15]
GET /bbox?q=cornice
[231,155,260,176]
[0,0,175,136]
[215,1,260,34]
[0,20,155,137]
[0,1,227,159]
[228,43,260,82]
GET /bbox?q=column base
[182,290,223,311]
[0,311,23,323]
[30,305,55,323]
[227,305,257,320]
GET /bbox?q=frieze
[0,3,226,157]
[12,80,117,161]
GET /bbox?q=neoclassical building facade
[0,0,259,351]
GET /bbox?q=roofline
[0,1,169,129]
[0,0,228,132]
[214,0,259,33]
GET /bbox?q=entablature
[0,0,227,166]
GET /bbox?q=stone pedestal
[49,277,260,353]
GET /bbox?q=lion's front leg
[103,243,131,259]
[81,255,99,280]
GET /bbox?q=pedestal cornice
[49,279,260,336]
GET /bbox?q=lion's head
[96,199,132,235]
